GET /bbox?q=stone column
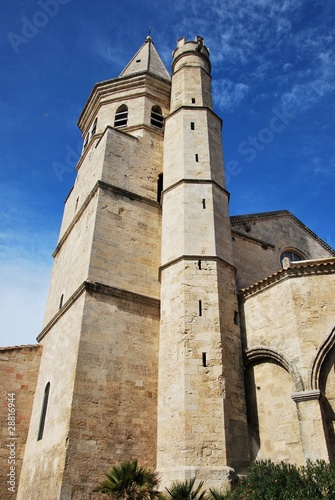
[291,390,330,461]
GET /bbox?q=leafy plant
[94,459,160,499]
[218,460,335,500]
[94,460,335,499]
[161,476,208,500]
[208,488,226,500]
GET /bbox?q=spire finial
[147,26,152,42]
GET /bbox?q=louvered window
[151,105,164,129]
[114,105,128,128]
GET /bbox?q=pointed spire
[119,37,170,81]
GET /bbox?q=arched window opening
[91,118,97,137]
[151,105,164,129]
[114,105,128,128]
[83,133,89,149]
[37,382,50,441]
[280,250,304,269]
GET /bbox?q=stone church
[1,36,335,499]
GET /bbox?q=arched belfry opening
[150,105,164,129]
[114,104,128,128]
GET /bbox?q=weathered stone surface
[0,345,41,499]
[241,262,335,463]
[1,36,335,500]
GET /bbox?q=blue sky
[1,0,334,346]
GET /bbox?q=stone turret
[157,36,249,490]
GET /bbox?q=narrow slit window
[59,294,64,310]
[91,118,97,137]
[198,260,202,270]
[195,154,199,162]
[202,199,206,209]
[114,104,128,128]
[191,122,195,130]
[37,382,50,441]
[202,352,207,367]
[83,134,89,149]
[192,98,196,104]
[199,300,202,316]
[234,311,239,325]
[151,105,164,129]
[157,173,163,204]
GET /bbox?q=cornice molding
[231,229,275,249]
[78,73,171,132]
[53,180,160,257]
[162,178,229,200]
[159,255,236,280]
[37,281,160,341]
[165,104,222,127]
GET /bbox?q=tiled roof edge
[239,257,335,297]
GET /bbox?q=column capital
[291,389,321,403]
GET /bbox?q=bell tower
[18,37,171,499]
[157,37,249,489]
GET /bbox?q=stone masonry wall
[232,214,333,289]
[245,361,305,464]
[241,266,335,463]
[89,187,161,299]
[60,289,160,499]
[43,192,98,326]
[17,294,85,500]
[0,345,42,499]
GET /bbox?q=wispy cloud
[298,155,335,181]
[281,79,334,115]
[213,79,249,112]
[92,37,128,68]
[173,0,335,117]
[0,188,55,345]
[0,258,51,346]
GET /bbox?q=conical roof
[119,36,170,81]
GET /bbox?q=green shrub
[94,460,335,499]
[219,460,335,500]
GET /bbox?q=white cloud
[0,193,56,347]
[299,155,335,180]
[0,258,51,347]
[281,78,335,115]
[91,37,128,69]
[213,79,249,112]
[173,0,334,113]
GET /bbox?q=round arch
[309,324,335,391]
[244,346,304,392]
